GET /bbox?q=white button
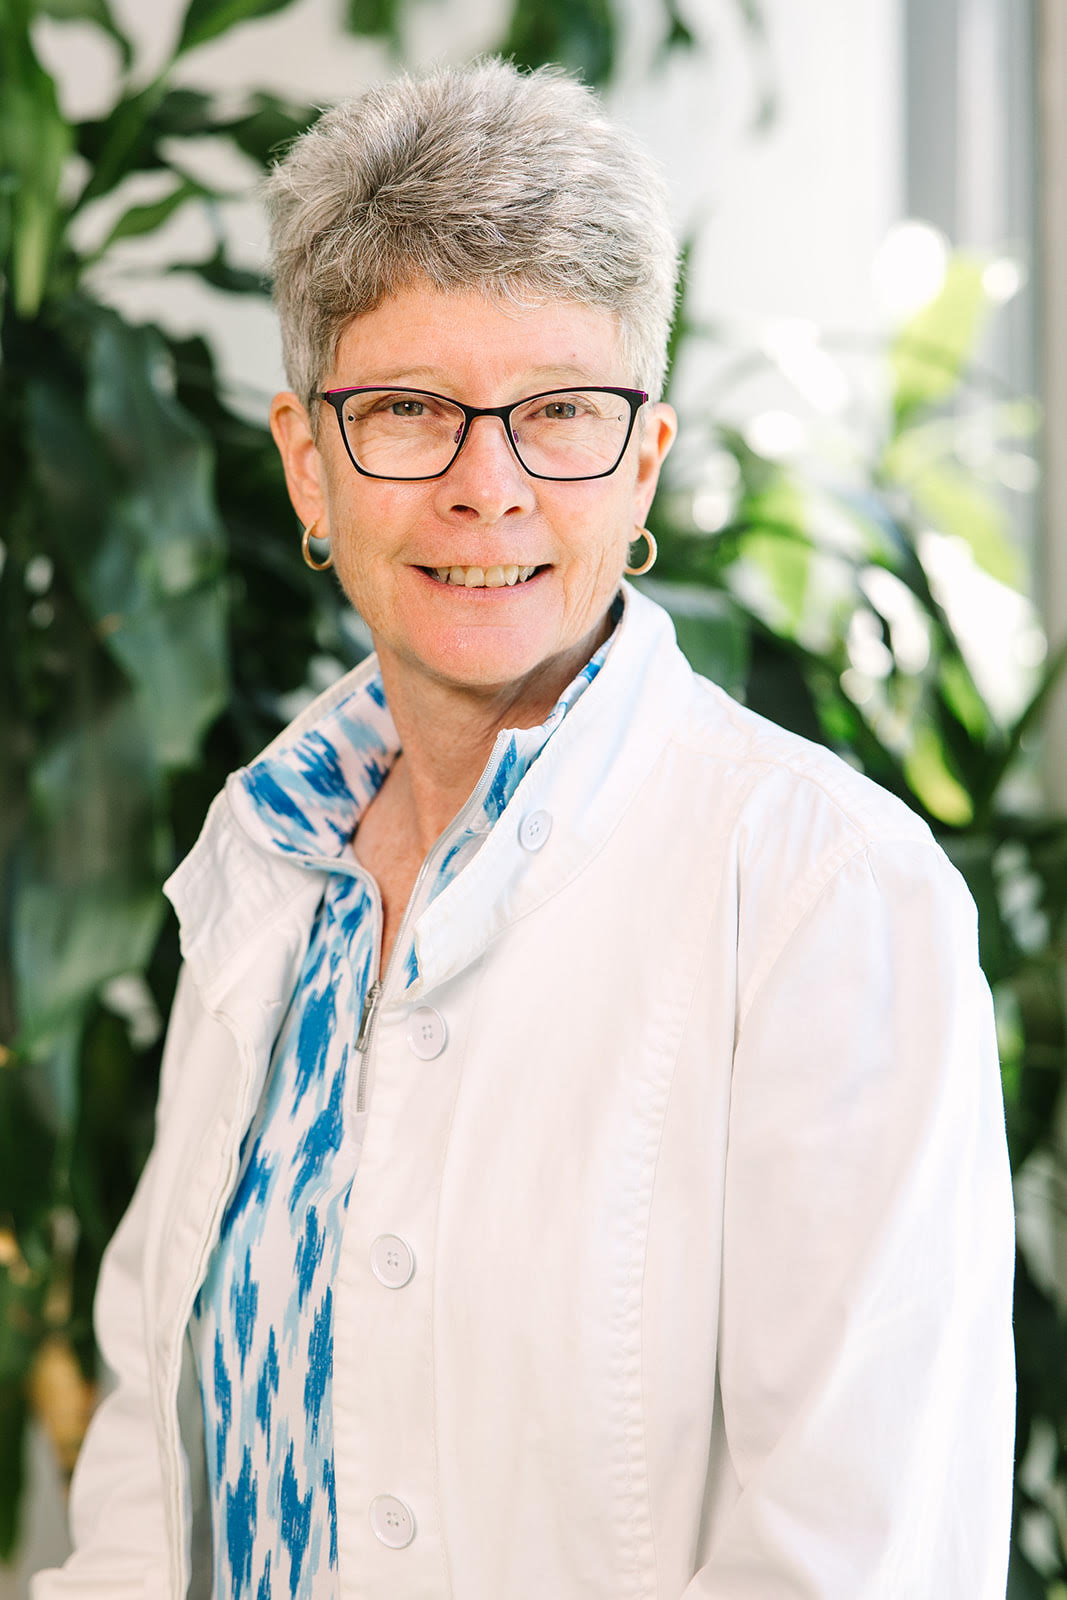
[407,1006,447,1060]
[369,1494,415,1548]
[370,1234,415,1289]
[519,809,552,851]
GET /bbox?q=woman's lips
[417,563,549,589]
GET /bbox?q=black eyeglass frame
[318,384,649,482]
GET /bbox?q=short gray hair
[263,58,679,424]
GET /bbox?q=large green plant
[647,257,1067,1594]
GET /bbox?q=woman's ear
[633,401,677,523]
[269,391,327,531]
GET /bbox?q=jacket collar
[164,583,693,1010]
[410,585,693,995]
[223,596,619,874]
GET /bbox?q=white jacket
[33,585,1016,1599]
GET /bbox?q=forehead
[329,286,626,401]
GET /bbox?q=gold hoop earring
[624,526,657,577]
[301,521,333,572]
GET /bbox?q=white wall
[627,0,903,336]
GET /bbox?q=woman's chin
[351,562,614,703]
[401,632,560,697]
[375,568,569,693]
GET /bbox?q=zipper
[351,730,510,1113]
[356,978,382,1055]
[352,832,443,1113]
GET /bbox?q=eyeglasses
[318,385,648,482]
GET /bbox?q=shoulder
[620,588,929,857]
[671,669,935,856]
[652,665,975,1008]
[615,589,959,938]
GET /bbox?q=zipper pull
[356,979,383,1052]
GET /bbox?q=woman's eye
[390,399,425,417]
[544,401,578,419]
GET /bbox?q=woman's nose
[436,414,537,521]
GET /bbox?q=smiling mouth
[420,564,547,588]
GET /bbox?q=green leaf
[83,318,229,765]
[0,1068,57,1228]
[661,0,696,50]
[25,311,230,769]
[84,317,222,550]
[977,634,1067,810]
[1006,1542,1054,1600]
[890,255,990,425]
[24,362,116,577]
[0,1,73,315]
[735,480,812,632]
[75,87,215,188]
[746,533,810,630]
[345,0,400,43]
[73,80,252,216]
[734,0,768,35]
[903,721,974,826]
[70,1007,155,1258]
[74,89,311,211]
[882,405,1024,588]
[638,578,750,695]
[938,654,991,742]
[70,77,171,211]
[12,697,169,1053]
[993,982,1024,1105]
[93,175,206,257]
[499,0,617,85]
[0,1381,27,1562]
[97,576,229,768]
[942,832,1009,980]
[219,92,315,166]
[34,0,134,71]
[744,633,825,746]
[729,0,777,129]
[912,464,1021,588]
[173,0,300,58]
[166,249,266,295]
[0,1271,42,1388]
[15,883,164,1056]
[0,1069,58,1231]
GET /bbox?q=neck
[373,614,612,855]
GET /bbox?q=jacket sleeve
[31,965,200,1599]
[684,838,1016,1599]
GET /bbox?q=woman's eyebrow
[345,363,602,387]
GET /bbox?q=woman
[35,58,1015,1600]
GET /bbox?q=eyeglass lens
[336,390,633,479]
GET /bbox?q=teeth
[431,564,539,587]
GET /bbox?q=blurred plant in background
[1,0,1064,1592]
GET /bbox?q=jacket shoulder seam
[735,834,951,1030]
[669,706,929,850]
